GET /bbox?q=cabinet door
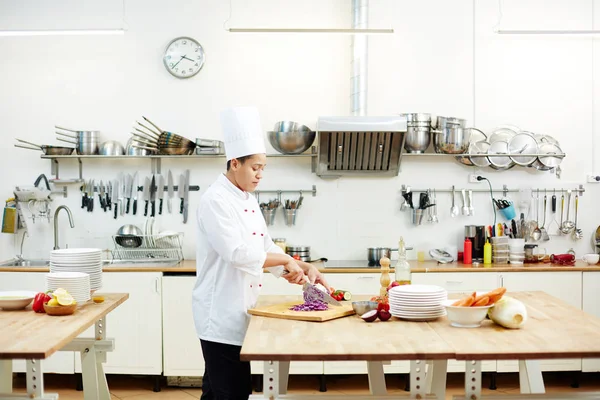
[75,272,163,374]
[162,276,205,376]
[411,272,497,373]
[583,272,600,372]
[497,272,582,373]
[0,272,74,374]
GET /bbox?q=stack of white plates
[46,272,91,304]
[388,284,448,321]
[50,248,103,291]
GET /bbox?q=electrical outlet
[587,175,600,183]
[468,174,481,183]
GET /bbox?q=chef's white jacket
[193,174,285,346]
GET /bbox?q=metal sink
[0,259,50,267]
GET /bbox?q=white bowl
[442,298,494,328]
[0,290,37,310]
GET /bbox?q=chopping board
[248,301,355,322]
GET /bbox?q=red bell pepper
[32,292,52,313]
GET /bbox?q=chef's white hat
[220,106,267,161]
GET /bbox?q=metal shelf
[40,153,316,159]
[401,153,566,158]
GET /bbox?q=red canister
[463,238,472,264]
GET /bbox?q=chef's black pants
[200,339,252,400]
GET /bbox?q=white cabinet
[162,275,204,376]
[582,272,600,372]
[411,272,497,373]
[497,272,582,373]
[75,272,163,375]
[0,272,75,374]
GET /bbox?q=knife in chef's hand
[132,172,139,215]
[157,174,164,215]
[143,177,150,217]
[280,270,341,306]
[150,174,157,217]
[167,170,174,214]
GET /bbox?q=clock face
[163,37,205,79]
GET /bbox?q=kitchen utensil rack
[110,233,184,263]
[401,184,585,196]
[254,185,317,203]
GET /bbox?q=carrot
[462,292,477,307]
[472,296,490,307]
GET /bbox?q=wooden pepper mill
[379,256,391,298]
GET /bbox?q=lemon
[92,296,105,304]
[56,293,75,306]
[47,298,59,307]
[53,288,67,296]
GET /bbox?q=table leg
[81,346,100,400]
[278,361,290,395]
[366,361,387,395]
[94,317,111,400]
[464,360,482,400]
[0,360,12,393]
[26,359,45,398]
[263,361,280,399]
[409,360,426,399]
[426,360,447,400]
[518,360,545,394]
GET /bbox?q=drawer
[412,272,498,293]
[324,274,381,295]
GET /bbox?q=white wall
[0,0,598,263]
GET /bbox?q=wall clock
[163,36,205,79]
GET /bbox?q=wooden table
[241,292,600,400]
[0,293,128,400]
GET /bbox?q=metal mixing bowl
[352,301,378,316]
[99,140,125,156]
[115,224,143,248]
[267,131,316,155]
[273,121,311,133]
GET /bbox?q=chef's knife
[157,174,164,215]
[143,177,150,217]
[88,179,94,212]
[279,270,341,306]
[150,174,157,217]
[119,175,125,216]
[182,169,190,224]
[99,180,106,212]
[113,179,119,219]
[81,181,87,209]
[107,181,112,210]
[132,172,139,215]
[178,174,185,214]
[125,174,132,214]
[167,170,174,214]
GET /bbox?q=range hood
[313,116,407,178]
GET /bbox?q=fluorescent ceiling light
[0,29,125,37]
[496,29,600,36]
[228,28,393,35]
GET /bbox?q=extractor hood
[313,116,407,178]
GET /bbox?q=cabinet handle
[500,275,504,287]
[446,280,463,284]
[155,277,160,294]
[357,276,375,280]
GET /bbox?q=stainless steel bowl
[352,301,378,316]
[99,140,125,156]
[433,126,470,154]
[76,141,99,155]
[115,224,143,248]
[273,121,311,133]
[117,224,143,236]
[404,126,431,153]
[267,131,316,155]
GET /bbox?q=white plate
[51,248,101,256]
[46,272,89,278]
[0,290,37,310]
[392,314,444,322]
[389,284,445,294]
[392,305,445,312]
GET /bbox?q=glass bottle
[394,236,412,285]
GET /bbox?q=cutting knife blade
[182,169,190,224]
[125,174,132,214]
[119,175,125,216]
[178,174,185,215]
[132,172,139,215]
[112,179,119,219]
[143,177,150,217]
[167,170,174,214]
[303,278,342,307]
[150,174,156,217]
[107,181,112,210]
[157,174,164,215]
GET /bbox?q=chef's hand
[283,260,305,285]
[306,265,331,292]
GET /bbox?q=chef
[193,106,331,400]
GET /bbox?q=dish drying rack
[110,233,184,264]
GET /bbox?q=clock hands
[182,55,195,62]
[171,55,185,70]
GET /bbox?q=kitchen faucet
[54,205,75,250]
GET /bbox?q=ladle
[573,193,583,240]
[531,189,542,241]
[560,190,575,234]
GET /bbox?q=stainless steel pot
[367,247,397,265]
[434,116,466,130]
[404,126,431,153]
[433,126,470,154]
